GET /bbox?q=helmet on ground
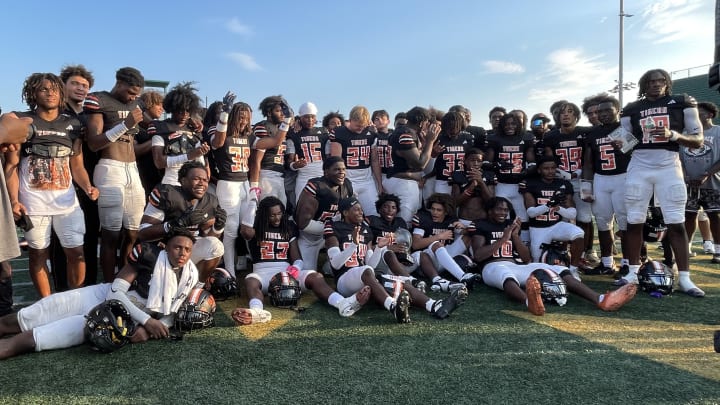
[175,287,216,331]
[85,299,136,353]
[644,206,667,242]
[205,267,237,301]
[638,260,674,295]
[453,254,478,274]
[268,271,302,308]
[539,241,570,267]
[531,269,568,306]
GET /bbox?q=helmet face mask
[268,272,302,308]
[539,242,570,267]
[205,267,238,301]
[531,269,568,306]
[85,299,136,353]
[175,287,217,331]
[453,254,478,274]
[638,261,674,295]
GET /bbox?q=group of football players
[0,65,715,359]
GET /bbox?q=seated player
[521,156,585,280]
[325,197,466,323]
[411,193,479,291]
[232,197,369,325]
[451,148,495,224]
[0,230,200,359]
[472,197,637,316]
[138,161,226,281]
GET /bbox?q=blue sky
[0,0,714,127]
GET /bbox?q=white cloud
[639,0,710,44]
[225,17,253,36]
[226,52,262,71]
[482,60,525,74]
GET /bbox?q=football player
[294,156,354,272]
[432,111,474,195]
[521,156,584,281]
[329,106,381,216]
[471,197,637,316]
[0,230,200,360]
[232,197,368,325]
[138,161,226,281]
[449,105,487,152]
[286,102,330,204]
[384,106,440,223]
[149,82,208,186]
[5,73,99,297]
[325,197,467,323]
[485,113,535,244]
[451,148,495,224]
[616,69,705,297]
[411,193,479,291]
[581,95,631,275]
[372,109,393,188]
[84,67,146,282]
[543,102,598,269]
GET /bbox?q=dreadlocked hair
[227,102,253,138]
[254,196,291,245]
[163,82,201,116]
[22,73,65,111]
[258,95,283,118]
[637,69,672,100]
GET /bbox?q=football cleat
[431,286,468,319]
[703,240,715,254]
[712,254,720,264]
[337,294,363,317]
[597,283,637,312]
[525,275,545,316]
[430,278,466,293]
[584,264,615,276]
[391,290,411,324]
[414,280,427,294]
[460,273,481,290]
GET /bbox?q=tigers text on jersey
[324,219,373,278]
[584,122,631,176]
[83,91,140,143]
[330,126,376,170]
[412,210,457,245]
[248,221,298,264]
[622,94,698,152]
[471,219,520,265]
[251,120,286,173]
[543,127,589,173]
[433,131,474,181]
[486,132,534,184]
[303,177,355,222]
[522,178,574,228]
[366,215,408,245]
[212,132,251,182]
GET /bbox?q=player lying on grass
[471,196,637,316]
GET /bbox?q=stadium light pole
[619,0,633,108]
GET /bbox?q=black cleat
[431,286,469,319]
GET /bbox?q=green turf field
[1,242,719,405]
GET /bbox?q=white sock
[435,247,465,280]
[601,256,613,267]
[625,265,640,280]
[425,299,436,312]
[249,298,264,310]
[328,292,343,308]
[383,296,394,311]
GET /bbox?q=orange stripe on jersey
[253,126,268,137]
[323,222,334,236]
[129,244,142,263]
[304,181,318,196]
[149,188,162,207]
[82,95,100,111]
[398,134,415,145]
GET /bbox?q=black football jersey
[522,178,574,228]
[83,91,140,142]
[412,209,457,245]
[330,125,376,170]
[148,184,221,236]
[250,120,286,173]
[16,111,82,155]
[302,177,354,221]
[324,220,373,278]
[212,130,251,182]
[366,215,408,245]
[585,123,631,176]
[288,127,329,164]
[433,131,474,181]
[387,125,420,176]
[622,94,697,152]
[127,242,163,299]
[467,125,487,151]
[486,132,534,184]
[543,127,589,173]
[471,219,520,265]
[248,221,298,264]
[375,130,393,175]
[147,119,202,156]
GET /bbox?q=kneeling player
[472,197,637,316]
[325,197,466,323]
[232,197,367,325]
[0,230,200,359]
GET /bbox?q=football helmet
[644,206,667,242]
[205,267,238,301]
[268,271,302,308]
[531,269,568,306]
[392,228,414,265]
[175,287,217,331]
[453,254,478,274]
[85,299,136,353]
[539,241,570,267]
[638,260,674,295]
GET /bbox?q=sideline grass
[1,245,719,404]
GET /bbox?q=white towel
[145,250,199,315]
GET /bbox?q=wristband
[163,222,171,234]
[105,122,128,142]
[167,153,189,167]
[290,161,300,171]
[216,112,229,133]
[279,122,290,132]
[669,130,680,141]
